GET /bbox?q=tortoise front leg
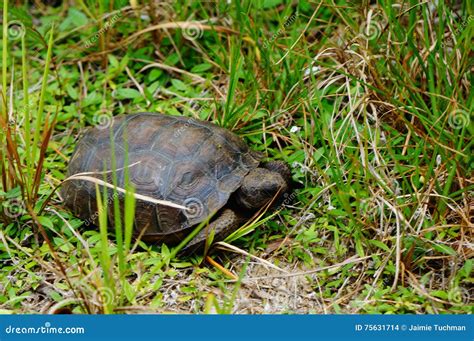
[181,209,242,254]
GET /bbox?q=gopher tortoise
[62,113,291,252]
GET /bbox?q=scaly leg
[181,208,243,254]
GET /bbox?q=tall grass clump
[0,0,55,225]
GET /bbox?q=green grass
[0,0,472,314]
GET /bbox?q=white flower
[290,126,300,133]
[303,66,320,77]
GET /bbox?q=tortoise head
[235,161,290,210]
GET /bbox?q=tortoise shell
[61,113,261,243]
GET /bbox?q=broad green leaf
[115,88,141,99]
[191,63,213,73]
[37,216,54,229]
